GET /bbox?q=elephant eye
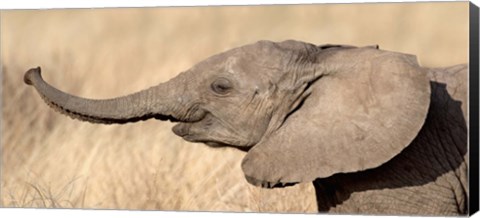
[211,78,232,95]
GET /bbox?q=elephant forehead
[188,51,285,83]
[189,40,314,73]
[187,48,247,73]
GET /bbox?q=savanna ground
[1,2,468,213]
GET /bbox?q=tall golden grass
[1,2,468,212]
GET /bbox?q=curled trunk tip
[24,66,42,85]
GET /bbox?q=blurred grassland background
[0,2,468,212]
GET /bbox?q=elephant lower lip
[172,123,189,137]
[171,112,208,138]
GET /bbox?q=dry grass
[1,2,468,212]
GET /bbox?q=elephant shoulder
[426,64,468,120]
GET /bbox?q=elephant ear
[241,47,431,188]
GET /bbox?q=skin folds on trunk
[24,67,180,124]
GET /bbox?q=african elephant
[24,40,468,215]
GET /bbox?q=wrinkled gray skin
[24,40,468,215]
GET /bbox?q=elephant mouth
[171,116,253,152]
[171,115,216,142]
[172,125,252,152]
[170,109,208,138]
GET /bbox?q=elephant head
[24,40,431,188]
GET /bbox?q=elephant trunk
[24,67,200,124]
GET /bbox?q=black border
[469,2,479,216]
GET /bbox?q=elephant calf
[24,40,468,215]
